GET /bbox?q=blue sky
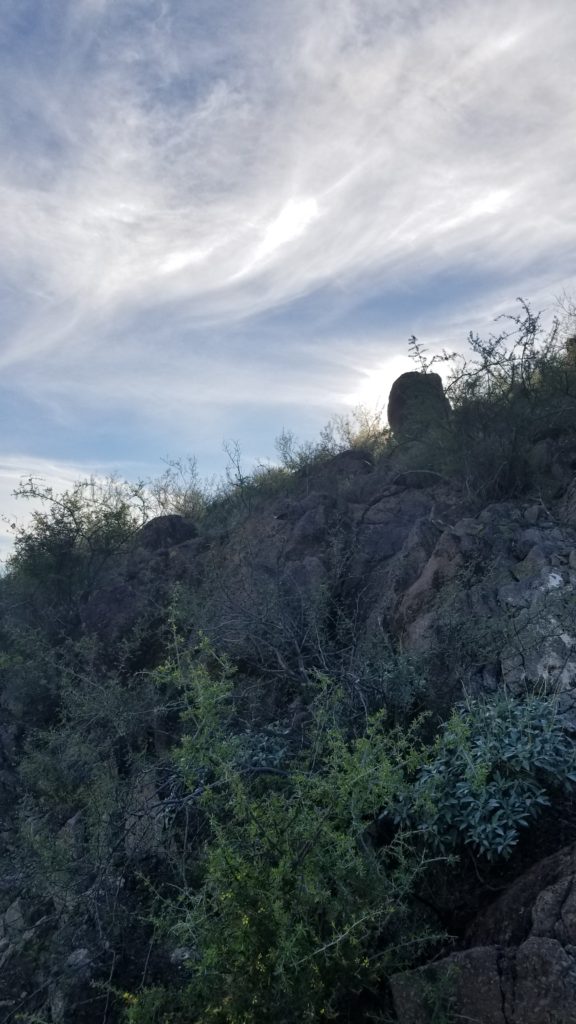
[1,0,575,550]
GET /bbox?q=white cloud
[250,197,320,266]
[0,0,574,492]
[159,247,215,275]
[1,2,574,340]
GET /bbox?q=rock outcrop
[386,371,451,438]
[391,843,576,1023]
[78,459,576,716]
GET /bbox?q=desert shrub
[128,650,576,1023]
[0,625,65,729]
[337,626,426,725]
[148,456,214,519]
[391,692,576,860]
[3,476,152,633]
[3,630,173,1020]
[184,537,335,682]
[127,656,440,1024]
[9,476,149,573]
[275,405,388,474]
[398,300,576,500]
[297,600,428,727]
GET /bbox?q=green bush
[4,476,152,633]
[127,646,576,1023]
[391,692,576,860]
[6,632,166,1014]
[126,656,439,1024]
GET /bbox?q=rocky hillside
[1,304,576,1022]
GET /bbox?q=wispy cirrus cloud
[0,0,575,499]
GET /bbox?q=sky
[1,0,575,554]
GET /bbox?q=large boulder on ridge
[387,371,450,438]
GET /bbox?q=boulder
[391,941,576,1024]
[391,843,576,1023]
[137,514,197,551]
[390,946,505,1024]
[387,371,451,439]
[466,843,576,948]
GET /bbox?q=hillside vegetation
[1,300,576,1023]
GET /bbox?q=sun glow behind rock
[344,353,415,411]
